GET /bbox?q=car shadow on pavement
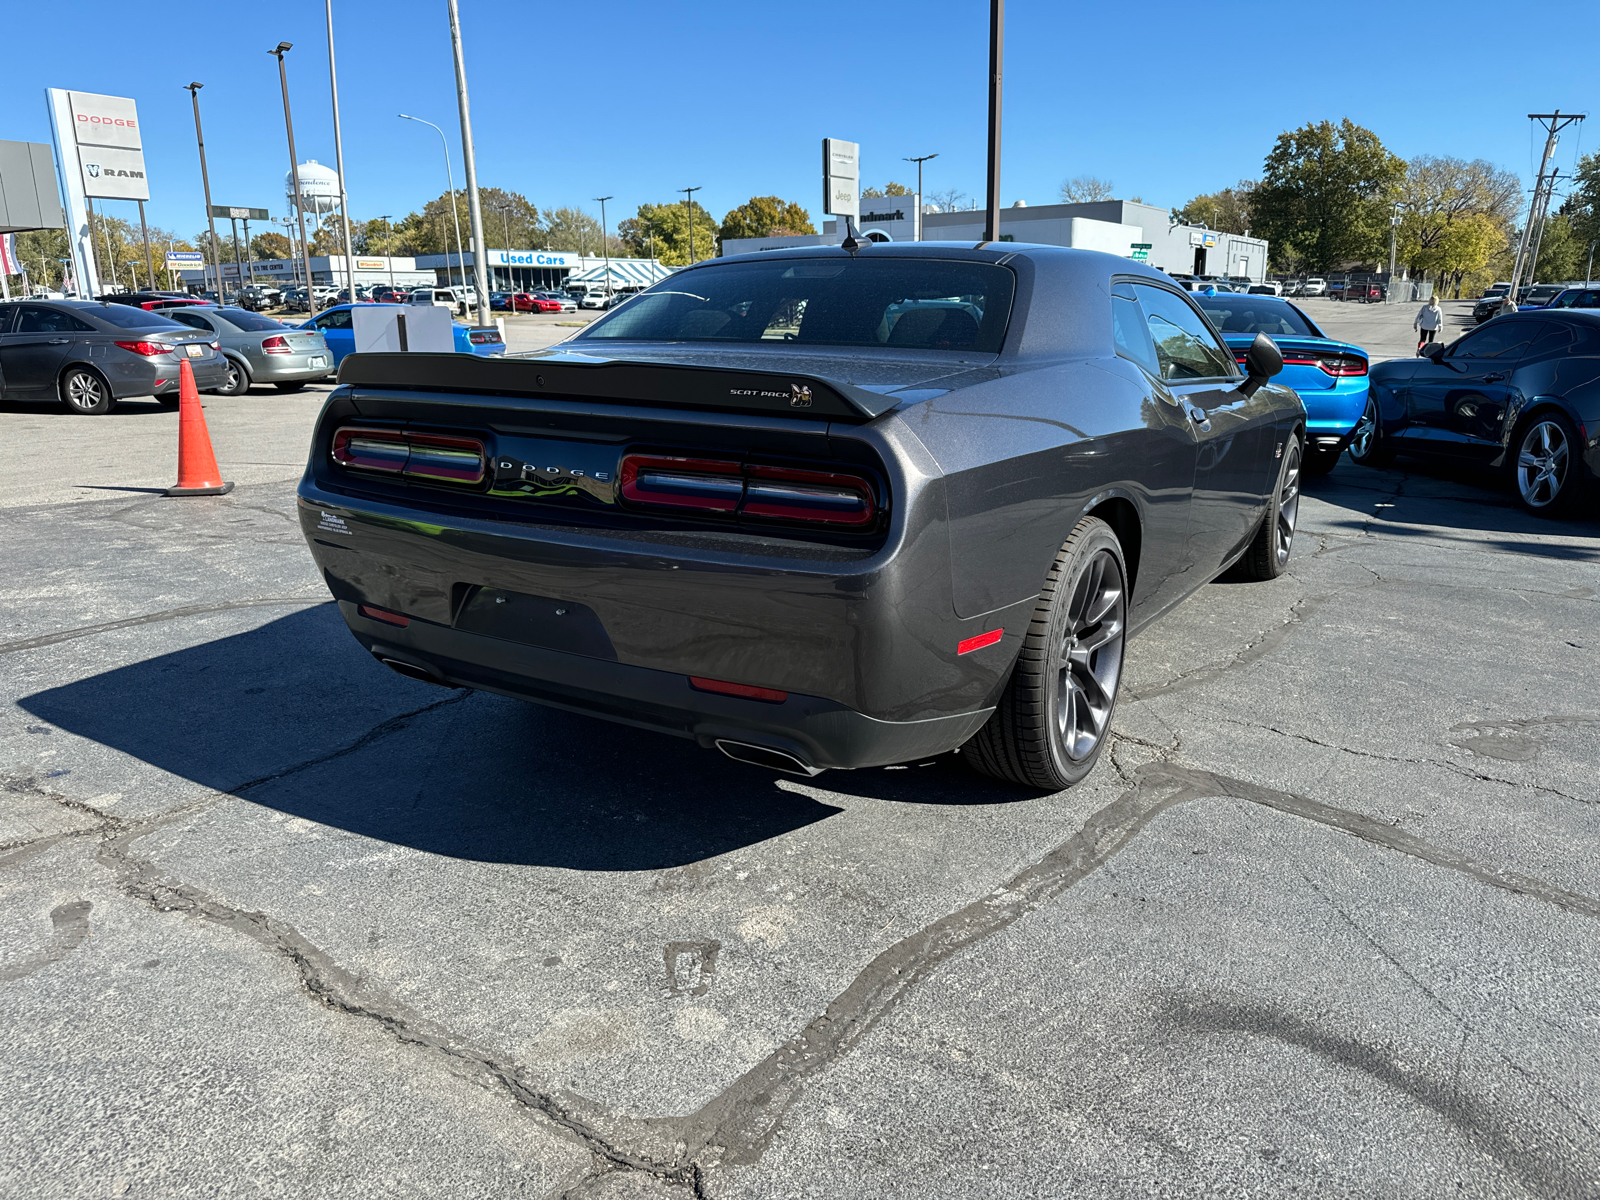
[18,604,1027,869]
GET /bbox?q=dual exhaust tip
[377,653,823,777]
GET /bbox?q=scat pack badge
[790,383,813,408]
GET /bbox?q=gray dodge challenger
[297,243,1303,789]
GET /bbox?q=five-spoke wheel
[1513,413,1582,517]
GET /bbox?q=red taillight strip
[743,464,875,526]
[621,454,744,513]
[1267,355,1369,378]
[330,427,485,486]
[957,629,1003,655]
[619,454,877,527]
[689,676,788,703]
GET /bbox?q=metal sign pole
[137,199,155,290]
[984,0,1004,244]
[448,0,492,325]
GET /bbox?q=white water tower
[286,159,340,217]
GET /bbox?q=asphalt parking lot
[3,299,1598,1198]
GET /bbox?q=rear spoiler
[335,352,897,422]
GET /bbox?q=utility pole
[1587,240,1596,287]
[1388,202,1402,282]
[184,84,226,302]
[271,45,319,318]
[326,0,357,303]
[1527,169,1560,288]
[447,0,491,325]
[1508,111,1584,303]
[229,216,246,298]
[904,153,938,241]
[681,185,702,263]
[984,0,1004,244]
[594,195,613,296]
[241,216,258,285]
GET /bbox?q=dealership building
[722,199,1270,281]
[182,249,673,294]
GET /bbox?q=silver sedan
[164,306,334,394]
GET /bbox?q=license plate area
[184,344,203,358]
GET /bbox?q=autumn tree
[618,201,720,265]
[1175,180,1257,234]
[720,196,816,242]
[861,182,912,199]
[926,187,970,212]
[250,232,293,260]
[1565,152,1600,256]
[1394,155,1519,292]
[1251,119,1405,271]
[1060,175,1115,203]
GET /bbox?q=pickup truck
[1328,281,1384,303]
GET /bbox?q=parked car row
[490,291,579,313]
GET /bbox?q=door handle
[1188,406,1212,432]
[48,338,71,344]
[1482,372,1508,383]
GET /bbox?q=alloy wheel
[223,362,241,393]
[65,371,104,412]
[1056,549,1126,762]
[1349,399,1377,460]
[1276,440,1302,564]
[1516,419,1569,508]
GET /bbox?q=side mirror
[1237,332,1283,397]
[1422,342,1445,362]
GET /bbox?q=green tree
[540,205,623,256]
[1059,175,1115,203]
[474,187,542,250]
[1564,152,1600,261]
[861,182,911,198]
[1175,180,1256,234]
[1251,119,1406,271]
[1395,155,1519,287]
[618,201,720,265]
[1531,212,1581,282]
[720,195,816,242]
[12,228,72,290]
[250,232,293,260]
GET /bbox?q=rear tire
[1347,395,1395,468]
[213,358,251,397]
[964,517,1128,791]
[1235,434,1302,581]
[60,367,114,415]
[1511,410,1585,518]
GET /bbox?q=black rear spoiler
[335,352,897,422]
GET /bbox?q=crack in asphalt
[0,596,331,656]
[1126,594,1327,701]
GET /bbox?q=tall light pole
[904,152,938,241]
[446,0,490,325]
[594,195,613,296]
[1587,240,1596,288]
[399,114,467,301]
[326,0,356,301]
[984,0,1004,244]
[1388,201,1403,287]
[270,44,319,318]
[680,185,702,264]
[379,215,395,290]
[184,83,225,301]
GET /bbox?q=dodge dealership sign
[67,91,149,201]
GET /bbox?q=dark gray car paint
[297,243,1304,769]
[0,300,227,400]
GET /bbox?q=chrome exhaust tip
[714,739,824,777]
[377,656,450,687]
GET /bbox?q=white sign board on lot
[352,304,454,355]
[165,251,204,272]
[822,137,859,220]
[67,91,149,202]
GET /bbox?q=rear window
[578,257,1015,353]
[1194,296,1321,338]
[96,306,188,331]
[214,308,290,331]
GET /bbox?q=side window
[168,311,211,331]
[1448,321,1542,360]
[317,309,353,330]
[16,306,90,334]
[1110,283,1161,379]
[1132,284,1238,381]
[1528,323,1573,357]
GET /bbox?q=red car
[498,292,562,313]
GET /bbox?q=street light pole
[136,199,155,289]
[680,185,701,264]
[446,0,491,325]
[984,0,1004,244]
[1587,240,1596,287]
[904,152,938,241]
[399,114,467,304]
[184,83,225,302]
[270,44,319,318]
[379,215,395,290]
[594,195,613,297]
[326,0,357,302]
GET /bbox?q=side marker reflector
[689,676,788,703]
[957,629,1003,655]
[358,604,410,628]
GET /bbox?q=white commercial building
[414,249,674,293]
[179,255,433,291]
[722,200,1270,282]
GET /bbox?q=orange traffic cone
[166,358,234,497]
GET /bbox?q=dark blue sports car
[1352,310,1600,516]
[1192,290,1368,475]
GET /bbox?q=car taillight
[468,330,502,344]
[1276,354,1368,377]
[210,341,220,350]
[619,454,877,527]
[330,427,486,486]
[262,335,292,354]
[114,340,174,355]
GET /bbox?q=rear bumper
[342,601,991,770]
[1303,378,1368,439]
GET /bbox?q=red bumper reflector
[689,676,788,703]
[357,604,410,627]
[957,628,1003,655]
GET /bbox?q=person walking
[1498,290,1519,318]
[1414,294,1446,353]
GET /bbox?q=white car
[408,287,477,317]
[1247,282,1283,296]
[579,291,612,310]
[1299,277,1328,297]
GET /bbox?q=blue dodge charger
[1193,290,1369,474]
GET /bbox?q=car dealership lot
[3,303,1599,1197]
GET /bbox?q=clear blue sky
[4,0,1595,244]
